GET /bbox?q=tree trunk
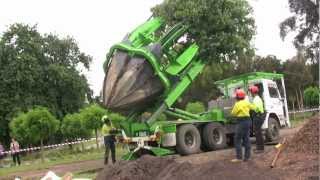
[299,87,304,109]
[95,129,99,149]
[292,101,296,121]
[81,141,85,152]
[40,139,44,163]
[295,90,301,109]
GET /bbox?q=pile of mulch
[257,116,320,180]
[96,155,192,180]
[97,117,320,180]
[286,116,319,154]
[97,155,279,180]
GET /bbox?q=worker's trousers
[104,135,116,165]
[12,153,21,166]
[234,118,251,160]
[253,113,265,150]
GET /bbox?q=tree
[186,102,206,114]
[252,55,283,73]
[304,86,320,107]
[9,113,33,146]
[0,24,92,145]
[10,107,59,162]
[152,0,255,62]
[81,104,107,148]
[280,0,319,86]
[61,113,91,150]
[280,0,319,63]
[283,51,313,109]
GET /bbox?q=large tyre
[176,124,201,155]
[265,117,280,142]
[202,122,227,150]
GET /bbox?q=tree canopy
[0,24,92,145]
[152,0,255,62]
[80,104,107,148]
[61,113,91,141]
[303,86,320,107]
[280,0,319,62]
[10,106,59,162]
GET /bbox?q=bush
[186,102,206,114]
[304,86,320,107]
[108,112,126,128]
[157,113,167,121]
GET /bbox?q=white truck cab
[213,72,290,141]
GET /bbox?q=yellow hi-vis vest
[231,99,256,117]
[253,95,264,113]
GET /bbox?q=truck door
[264,83,285,121]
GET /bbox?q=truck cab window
[268,86,279,98]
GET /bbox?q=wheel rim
[212,129,223,144]
[185,131,195,147]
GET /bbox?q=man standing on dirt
[249,85,265,153]
[102,115,116,165]
[231,89,255,162]
[10,138,21,166]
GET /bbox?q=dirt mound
[97,155,280,180]
[258,116,320,179]
[287,116,319,154]
[96,155,191,180]
[97,117,320,180]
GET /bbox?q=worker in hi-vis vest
[249,85,265,153]
[101,115,117,165]
[231,89,256,162]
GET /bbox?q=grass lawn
[0,142,126,177]
[289,111,317,127]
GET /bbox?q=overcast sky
[0,0,296,95]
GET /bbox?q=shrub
[304,86,320,107]
[186,102,206,114]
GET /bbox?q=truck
[102,18,290,160]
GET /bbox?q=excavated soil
[258,116,320,180]
[96,155,279,180]
[286,117,319,154]
[97,116,320,180]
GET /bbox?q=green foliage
[152,0,255,62]
[304,86,320,107]
[81,104,107,132]
[61,113,91,140]
[186,102,205,114]
[0,24,92,145]
[157,113,167,121]
[108,112,126,129]
[10,107,59,146]
[9,113,31,145]
[280,0,319,62]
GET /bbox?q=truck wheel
[265,117,280,142]
[202,122,227,150]
[176,124,201,155]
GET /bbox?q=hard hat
[235,89,246,99]
[249,86,259,94]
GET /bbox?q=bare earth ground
[97,117,319,180]
[3,120,318,180]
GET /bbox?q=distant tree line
[0,24,93,146]
[181,51,318,110]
